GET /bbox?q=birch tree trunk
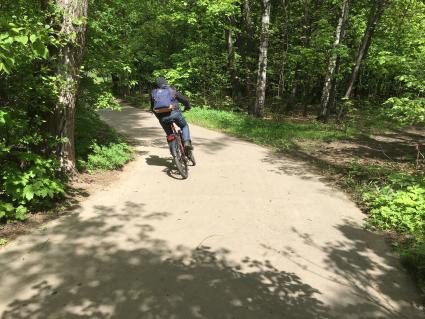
[53,0,88,174]
[253,0,271,118]
[338,0,387,120]
[318,0,350,122]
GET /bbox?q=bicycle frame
[171,123,186,156]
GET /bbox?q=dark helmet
[156,77,168,88]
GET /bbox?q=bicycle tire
[173,134,188,179]
[187,150,196,166]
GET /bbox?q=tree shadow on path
[0,203,332,319]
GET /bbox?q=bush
[1,153,65,220]
[81,143,133,172]
[384,97,425,126]
[75,108,133,173]
[363,176,425,239]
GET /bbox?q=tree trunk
[226,17,240,103]
[318,0,350,122]
[53,0,88,174]
[286,66,299,113]
[338,0,387,120]
[253,0,271,118]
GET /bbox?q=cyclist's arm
[175,91,190,110]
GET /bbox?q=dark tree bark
[253,0,271,118]
[338,0,388,121]
[318,0,350,122]
[52,0,88,174]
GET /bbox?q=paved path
[0,106,423,319]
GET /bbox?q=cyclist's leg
[159,114,177,156]
[172,110,192,149]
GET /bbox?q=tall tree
[252,0,271,117]
[338,0,388,120]
[318,0,350,122]
[52,0,88,173]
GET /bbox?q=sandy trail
[0,105,423,319]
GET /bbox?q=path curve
[0,105,423,319]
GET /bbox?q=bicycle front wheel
[173,134,188,179]
[187,150,196,166]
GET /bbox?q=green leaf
[14,35,28,45]
[23,185,35,201]
[0,111,7,125]
[29,34,37,43]
[33,40,49,59]
[15,206,28,220]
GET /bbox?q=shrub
[81,142,133,172]
[1,153,65,220]
[363,176,425,239]
[75,108,133,173]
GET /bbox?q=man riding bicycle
[150,77,193,157]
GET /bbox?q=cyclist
[150,77,193,157]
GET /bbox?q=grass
[185,107,360,150]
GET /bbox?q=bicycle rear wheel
[173,134,188,179]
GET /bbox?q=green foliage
[0,1,68,222]
[75,108,133,173]
[1,154,65,221]
[383,97,425,125]
[0,238,8,246]
[346,165,424,241]
[364,181,425,238]
[82,142,133,173]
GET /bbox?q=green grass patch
[185,107,359,150]
[75,108,133,173]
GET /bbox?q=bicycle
[153,105,196,179]
[170,122,196,179]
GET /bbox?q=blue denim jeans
[157,109,191,142]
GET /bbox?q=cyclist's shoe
[184,140,193,152]
[168,140,177,157]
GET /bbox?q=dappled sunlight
[262,220,423,318]
[1,203,332,319]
